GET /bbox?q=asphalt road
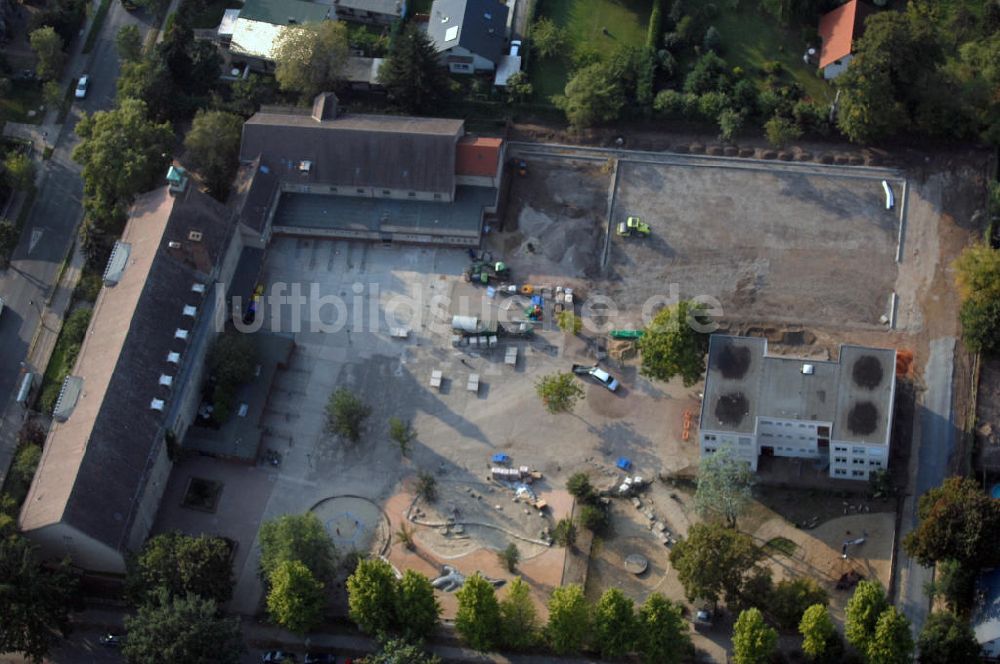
[0,1,152,480]
[897,336,957,634]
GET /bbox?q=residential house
[229,0,331,71]
[18,170,246,573]
[239,92,504,246]
[427,0,509,74]
[817,0,875,79]
[698,335,896,481]
[332,0,404,25]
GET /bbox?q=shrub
[578,504,609,534]
[703,26,721,53]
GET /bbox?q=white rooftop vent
[168,241,181,249]
[298,160,312,173]
[441,14,449,22]
[159,374,173,387]
[188,230,203,242]
[445,25,459,41]
[166,351,181,364]
[102,240,132,286]
[175,329,189,340]
[191,283,206,293]
[182,305,197,317]
[802,364,815,375]
[150,398,165,411]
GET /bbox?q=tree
[72,99,173,233]
[669,521,761,606]
[866,606,914,664]
[0,533,79,662]
[764,114,803,148]
[455,573,500,651]
[378,25,451,114]
[0,218,19,260]
[834,8,940,143]
[577,504,609,534]
[917,611,981,664]
[636,593,691,664]
[683,51,729,95]
[845,580,889,653]
[770,577,828,630]
[718,108,744,142]
[416,471,437,502]
[30,27,65,81]
[3,153,36,192]
[258,512,336,582]
[903,476,1000,568]
[566,472,595,502]
[117,56,183,123]
[926,559,976,614]
[555,62,624,128]
[694,448,753,528]
[546,584,590,655]
[799,603,837,662]
[273,20,349,99]
[498,542,520,573]
[592,588,637,659]
[183,110,244,199]
[362,639,442,664]
[122,591,243,664]
[536,372,584,414]
[347,556,398,636]
[504,71,533,104]
[639,301,709,385]
[325,388,372,442]
[116,25,143,62]
[703,25,722,53]
[394,569,440,641]
[553,517,577,547]
[954,244,1000,354]
[43,81,63,111]
[389,417,415,457]
[531,17,564,58]
[499,577,539,650]
[266,560,326,634]
[126,532,234,606]
[556,310,582,335]
[732,608,777,664]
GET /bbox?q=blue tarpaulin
[616,457,632,470]
[492,453,511,464]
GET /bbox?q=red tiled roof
[456,136,502,177]
[818,0,874,68]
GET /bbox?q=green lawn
[713,7,832,103]
[531,0,651,102]
[0,81,45,126]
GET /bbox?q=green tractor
[617,216,651,238]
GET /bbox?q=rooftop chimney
[311,92,339,122]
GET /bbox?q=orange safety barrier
[683,420,691,431]
[682,430,690,441]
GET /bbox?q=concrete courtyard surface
[154,237,700,616]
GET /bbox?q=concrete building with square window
[698,335,896,480]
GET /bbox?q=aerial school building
[698,335,897,481]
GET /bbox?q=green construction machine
[617,216,651,238]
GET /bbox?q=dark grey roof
[428,0,509,64]
[240,110,464,194]
[700,335,896,445]
[231,157,280,234]
[335,0,402,16]
[62,186,231,553]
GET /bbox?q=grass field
[0,82,45,126]
[713,7,832,103]
[531,0,652,102]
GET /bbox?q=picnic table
[505,346,518,366]
[430,369,443,390]
[467,373,480,393]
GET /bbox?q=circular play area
[311,495,390,555]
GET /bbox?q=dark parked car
[304,654,335,664]
[99,633,122,647]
